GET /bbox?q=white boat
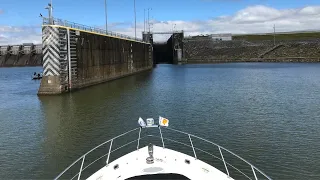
[54,117,272,180]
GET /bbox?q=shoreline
[183,57,320,64]
[2,60,320,68]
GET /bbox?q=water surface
[0,63,319,179]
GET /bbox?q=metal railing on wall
[43,17,144,42]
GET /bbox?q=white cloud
[109,5,320,41]
[0,26,42,45]
[1,5,320,44]
[299,6,320,15]
[0,26,24,33]
[231,5,284,23]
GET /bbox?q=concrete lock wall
[152,32,184,65]
[38,25,152,95]
[172,32,184,64]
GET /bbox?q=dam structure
[0,44,42,67]
[38,17,153,95]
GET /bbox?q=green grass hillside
[233,32,320,41]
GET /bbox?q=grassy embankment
[233,32,320,41]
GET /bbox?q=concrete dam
[0,44,42,67]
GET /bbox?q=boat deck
[87,146,232,180]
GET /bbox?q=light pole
[172,24,176,32]
[144,9,146,33]
[105,0,108,33]
[45,0,53,24]
[50,0,53,19]
[273,24,276,46]
[148,8,151,33]
[134,0,136,39]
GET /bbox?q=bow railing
[54,126,272,180]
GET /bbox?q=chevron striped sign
[42,26,60,76]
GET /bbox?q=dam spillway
[0,44,42,67]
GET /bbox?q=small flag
[138,117,146,127]
[159,116,169,127]
[146,118,154,127]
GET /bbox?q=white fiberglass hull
[87,145,233,180]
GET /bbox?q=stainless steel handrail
[54,128,139,180]
[167,127,272,179]
[54,127,272,180]
[70,136,150,180]
[154,135,254,180]
[70,134,253,180]
[42,17,144,42]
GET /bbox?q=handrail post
[218,146,230,177]
[158,126,165,148]
[251,165,258,180]
[77,155,85,180]
[188,134,197,159]
[137,127,141,150]
[106,139,113,165]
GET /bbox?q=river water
[0,63,320,180]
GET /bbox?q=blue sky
[1,0,319,27]
[1,0,320,44]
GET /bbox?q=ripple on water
[0,64,320,179]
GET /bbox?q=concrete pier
[38,21,152,95]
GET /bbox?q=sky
[0,0,320,44]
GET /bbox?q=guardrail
[43,17,144,42]
[54,126,272,180]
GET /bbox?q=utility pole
[134,0,137,39]
[273,24,276,46]
[105,0,108,32]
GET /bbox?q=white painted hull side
[87,145,233,180]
